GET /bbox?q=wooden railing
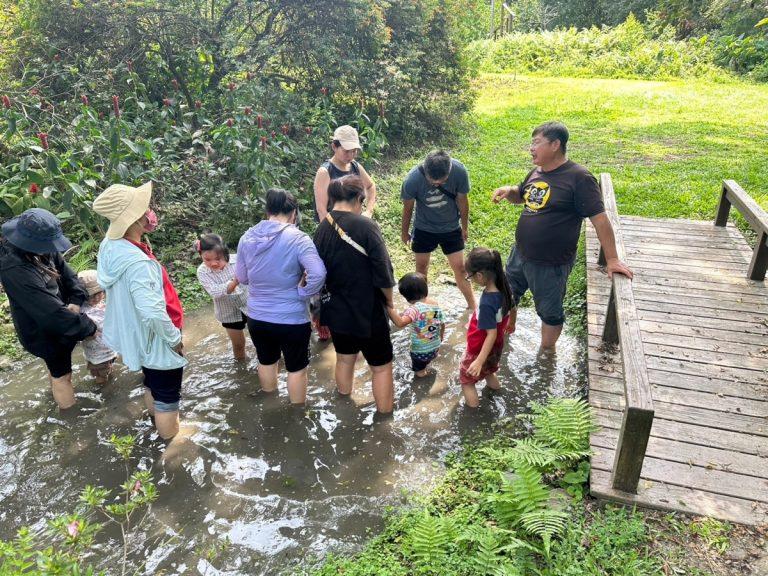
[597,173,655,494]
[714,180,768,281]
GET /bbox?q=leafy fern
[523,398,597,463]
[408,511,451,565]
[520,508,568,556]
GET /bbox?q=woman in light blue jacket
[94,182,186,439]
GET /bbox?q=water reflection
[0,287,585,574]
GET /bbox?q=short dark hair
[197,233,230,262]
[398,272,428,302]
[424,150,452,180]
[532,121,569,154]
[328,175,365,205]
[265,188,299,216]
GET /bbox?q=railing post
[602,285,618,344]
[611,406,654,493]
[748,231,768,281]
[714,183,731,227]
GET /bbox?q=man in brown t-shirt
[492,121,632,350]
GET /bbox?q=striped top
[196,254,249,324]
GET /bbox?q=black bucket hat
[1,208,72,254]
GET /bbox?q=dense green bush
[466,14,733,81]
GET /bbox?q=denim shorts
[505,246,575,326]
[142,367,183,413]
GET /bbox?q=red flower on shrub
[305,126,312,134]
[2,95,10,109]
[260,136,267,150]
[244,106,252,116]
[54,54,61,62]
[81,94,89,106]
[29,88,39,96]
[271,130,276,138]
[171,79,179,90]
[163,98,171,107]
[256,114,262,128]
[112,95,120,118]
[228,82,236,91]
[226,118,234,127]
[194,100,202,109]
[321,87,328,96]
[281,124,289,135]
[37,133,49,150]
[29,183,40,196]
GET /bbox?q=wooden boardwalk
[587,178,768,526]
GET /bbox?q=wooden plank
[615,262,760,285]
[625,255,750,274]
[631,319,768,347]
[591,407,768,457]
[625,248,752,266]
[590,281,768,306]
[589,324,768,352]
[592,428,768,479]
[590,373,768,418]
[617,232,751,251]
[590,469,768,526]
[591,284,768,318]
[591,450,768,503]
[722,180,768,239]
[587,310,768,336]
[590,389,768,437]
[588,335,768,372]
[589,360,768,402]
[588,294,768,325]
[588,269,768,298]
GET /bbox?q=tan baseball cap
[78,269,102,296]
[93,181,152,240]
[333,125,361,150]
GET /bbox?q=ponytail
[491,249,513,315]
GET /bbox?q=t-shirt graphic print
[522,181,551,213]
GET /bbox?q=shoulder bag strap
[418,165,457,200]
[325,213,368,257]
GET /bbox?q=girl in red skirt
[459,248,513,407]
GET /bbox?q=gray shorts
[505,246,575,326]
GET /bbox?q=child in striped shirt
[388,273,444,377]
[196,233,249,360]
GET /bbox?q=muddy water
[0,287,585,575]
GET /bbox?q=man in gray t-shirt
[401,150,475,309]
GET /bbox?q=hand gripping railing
[714,180,768,281]
[597,173,655,493]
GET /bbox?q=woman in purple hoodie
[236,188,326,404]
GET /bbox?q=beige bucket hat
[333,125,361,150]
[93,182,152,240]
[77,269,102,296]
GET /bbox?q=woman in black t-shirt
[313,175,395,414]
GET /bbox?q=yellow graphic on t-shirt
[523,181,551,212]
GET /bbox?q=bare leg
[461,384,480,408]
[286,368,308,404]
[226,328,247,361]
[370,362,394,413]
[446,250,476,309]
[540,323,563,352]
[414,252,431,278]
[144,389,155,416]
[506,306,518,335]
[258,362,279,393]
[154,410,180,440]
[485,373,501,390]
[335,353,357,395]
[50,372,76,409]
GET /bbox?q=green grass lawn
[373,73,768,331]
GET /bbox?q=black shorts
[40,341,77,378]
[331,328,393,367]
[221,313,248,330]
[142,366,184,405]
[247,318,311,372]
[411,228,464,255]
